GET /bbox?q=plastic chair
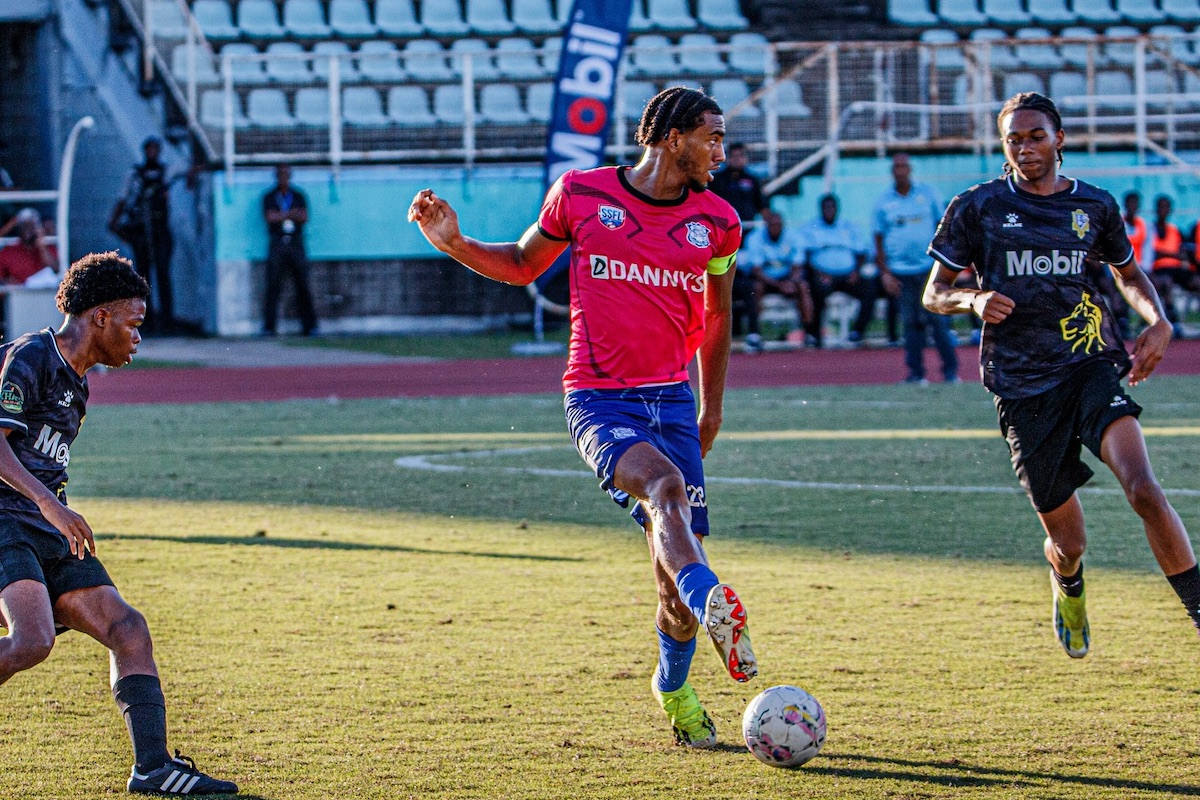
[919,29,966,70]
[1103,25,1141,66]
[265,42,312,84]
[540,37,563,73]
[1060,26,1104,67]
[247,88,295,127]
[1162,0,1200,22]
[678,33,727,74]
[171,44,222,85]
[282,0,331,37]
[330,0,378,36]
[1014,28,1064,69]
[1149,24,1200,64]
[237,0,286,39]
[1050,70,1089,109]
[480,84,531,123]
[938,0,988,25]
[312,41,362,83]
[404,40,455,82]
[421,0,471,35]
[387,86,438,125]
[629,34,680,76]
[626,0,654,32]
[1117,0,1167,23]
[968,28,1020,69]
[357,40,406,83]
[342,87,390,125]
[1002,71,1045,98]
[433,84,471,124]
[710,77,760,117]
[221,43,267,84]
[622,80,658,120]
[495,38,548,79]
[698,0,751,28]
[1094,70,1135,107]
[466,0,517,34]
[1031,0,1077,23]
[982,0,1032,25]
[727,32,769,74]
[525,81,554,122]
[192,0,239,39]
[294,88,330,125]
[768,78,812,117]
[647,0,698,29]
[148,0,189,39]
[451,39,500,80]
[199,89,249,128]
[1072,0,1122,24]
[375,0,424,36]
[1146,69,1179,106]
[888,0,939,25]
[511,0,560,33]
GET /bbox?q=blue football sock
[654,628,696,693]
[675,562,720,628]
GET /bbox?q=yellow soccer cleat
[1051,571,1090,659]
[651,679,717,748]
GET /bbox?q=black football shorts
[0,508,114,606]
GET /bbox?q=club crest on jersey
[1071,209,1090,239]
[0,382,23,414]
[685,222,711,248]
[598,204,626,230]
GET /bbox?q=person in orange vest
[1149,194,1198,335]
[1124,191,1148,269]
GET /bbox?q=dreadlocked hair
[997,92,1064,176]
[56,251,149,315]
[635,86,722,147]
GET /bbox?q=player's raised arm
[407,188,567,286]
[0,429,93,558]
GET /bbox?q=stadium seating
[1149,24,1200,63]
[1094,69,1134,106]
[697,0,751,29]
[330,0,379,37]
[968,28,1020,68]
[467,0,517,34]
[192,0,239,40]
[919,29,967,69]
[1031,0,1078,25]
[343,86,390,125]
[1002,71,1045,97]
[200,88,249,127]
[541,37,562,73]
[526,81,553,122]
[387,85,438,125]
[888,0,940,25]
[728,32,770,74]
[265,41,313,83]
[1060,26,1105,66]
[626,0,654,32]
[282,0,331,37]
[647,0,698,30]
[1146,69,1179,106]
[149,0,189,39]
[1014,28,1064,68]
[1162,0,1200,22]
[710,77,760,117]
[433,84,470,124]
[450,38,500,80]
[678,33,728,74]
[172,44,221,85]
[312,41,362,82]
[1103,25,1142,65]
[374,0,424,36]
[479,84,530,123]
[357,40,406,82]
[629,34,681,76]
[511,0,560,33]
[404,39,455,81]
[622,80,659,119]
[1073,0,1122,25]
[247,87,294,126]
[938,0,989,26]
[495,37,548,79]
[1050,70,1089,108]
[222,42,267,84]
[767,78,812,117]
[421,0,471,35]
[238,0,286,39]
[982,0,1032,26]
[294,87,331,125]
[1116,0,1167,24]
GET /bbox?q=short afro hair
[635,86,722,147]
[56,251,149,315]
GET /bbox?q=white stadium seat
[247,88,295,127]
[511,0,560,33]
[237,0,286,39]
[479,84,531,123]
[375,0,424,36]
[387,86,438,125]
[466,0,517,34]
[265,42,312,84]
[282,0,331,37]
[330,0,379,37]
[294,87,330,125]
[342,86,390,125]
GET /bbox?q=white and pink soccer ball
[742,685,827,768]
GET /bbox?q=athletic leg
[0,579,56,684]
[1036,495,1090,658]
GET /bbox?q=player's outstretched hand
[971,290,1015,324]
[40,502,95,559]
[407,189,461,254]
[1129,318,1172,386]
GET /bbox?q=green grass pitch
[4,379,1200,798]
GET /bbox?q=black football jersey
[0,330,88,510]
[928,175,1134,398]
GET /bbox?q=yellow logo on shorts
[1060,291,1106,354]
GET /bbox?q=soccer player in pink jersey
[409,87,756,748]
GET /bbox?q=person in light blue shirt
[873,153,959,384]
[736,209,812,350]
[800,194,874,348]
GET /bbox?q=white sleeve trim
[929,247,969,271]
[0,417,28,431]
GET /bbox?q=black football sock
[112,674,170,773]
[1166,564,1200,633]
[1052,564,1084,598]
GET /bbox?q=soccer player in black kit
[924,93,1200,657]
[0,252,237,795]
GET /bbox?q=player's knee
[645,473,689,517]
[105,607,152,653]
[1123,473,1168,517]
[6,633,54,672]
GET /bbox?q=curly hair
[635,86,722,147]
[997,92,1064,175]
[56,251,150,315]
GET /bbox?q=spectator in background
[709,143,768,224]
[800,194,873,348]
[108,136,177,333]
[262,164,318,337]
[1148,194,1198,336]
[0,208,57,285]
[737,209,811,352]
[873,154,958,384]
[1124,191,1149,269]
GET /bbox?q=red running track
[86,341,1200,405]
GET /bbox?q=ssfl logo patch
[1071,209,1090,239]
[685,221,711,248]
[0,382,23,414]
[598,204,625,230]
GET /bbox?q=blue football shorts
[564,382,710,535]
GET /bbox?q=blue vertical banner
[535,0,634,292]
